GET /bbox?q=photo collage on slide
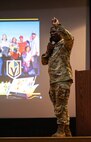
[0,19,42,100]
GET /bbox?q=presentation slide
[0,19,41,100]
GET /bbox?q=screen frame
[0,18,41,100]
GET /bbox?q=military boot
[65,125,72,137]
[52,124,66,137]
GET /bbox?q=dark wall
[0,117,76,137]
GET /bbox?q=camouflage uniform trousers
[49,81,72,125]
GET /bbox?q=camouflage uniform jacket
[48,24,74,84]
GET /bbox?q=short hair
[31,33,36,35]
[19,35,23,39]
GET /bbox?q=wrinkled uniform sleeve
[41,53,49,65]
[41,43,55,65]
[50,24,74,51]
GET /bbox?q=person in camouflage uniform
[41,17,74,137]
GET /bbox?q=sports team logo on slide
[6,60,21,79]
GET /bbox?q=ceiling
[0,0,88,10]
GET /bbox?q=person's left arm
[51,17,74,50]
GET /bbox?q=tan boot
[65,125,72,137]
[52,124,66,137]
